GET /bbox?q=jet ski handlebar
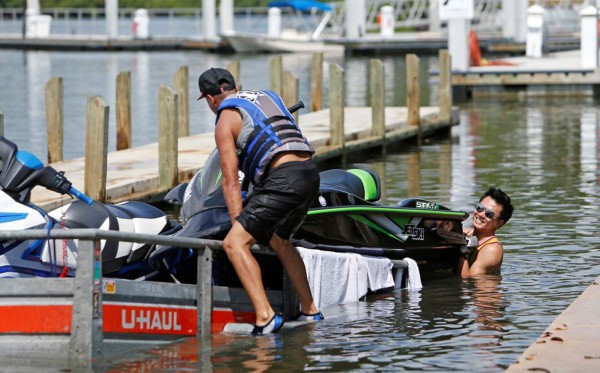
[287,100,305,114]
[68,186,94,206]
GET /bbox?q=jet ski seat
[47,200,170,274]
[318,168,381,202]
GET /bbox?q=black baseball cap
[197,68,236,100]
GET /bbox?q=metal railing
[0,1,587,38]
[0,229,224,340]
[0,228,265,362]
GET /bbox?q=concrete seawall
[506,275,600,372]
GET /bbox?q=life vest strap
[240,123,303,177]
[244,132,306,184]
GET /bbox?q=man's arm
[459,243,503,278]
[215,109,243,225]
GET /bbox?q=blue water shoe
[296,311,325,321]
[251,313,285,335]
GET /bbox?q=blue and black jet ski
[0,136,183,279]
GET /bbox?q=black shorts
[236,159,320,245]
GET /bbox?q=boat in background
[221,0,344,53]
[223,28,344,53]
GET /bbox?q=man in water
[198,67,323,335]
[459,187,514,277]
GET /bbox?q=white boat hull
[221,31,344,54]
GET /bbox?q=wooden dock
[442,50,600,98]
[339,31,580,57]
[30,106,458,211]
[0,34,231,52]
[17,50,457,211]
[0,31,580,56]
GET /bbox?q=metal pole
[202,0,217,40]
[105,0,118,39]
[198,246,213,340]
[69,239,103,363]
[21,1,26,39]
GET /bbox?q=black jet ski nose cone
[148,208,231,270]
[176,208,232,241]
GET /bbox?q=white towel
[403,257,423,290]
[296,247,394,310]
[357,255,395,291]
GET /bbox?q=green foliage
[43,1,198,7]
[45,1,105,6]
[0,0,271,8]
[0,0,27,7]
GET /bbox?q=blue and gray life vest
[216,90,313,184]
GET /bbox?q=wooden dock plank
[453,70,600,86]
[468,49,589,73]
[0,34,231,52]
[31,106,456,211]
[447,50,600,91]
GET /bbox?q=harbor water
[1,46,600,371]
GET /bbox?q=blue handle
[69,186,93,206]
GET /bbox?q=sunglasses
[475,203,495,220]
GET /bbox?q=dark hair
[479,187,513,225]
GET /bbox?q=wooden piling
[0,111,4,137]
[439,142,452,201]
[84,96,109,202]
[370,59,385,139]
[116,72,132,150]
[310,52,324,112]
[227,60,240,87]
[282,71,299,123]
[407,151,421,197]
[158,85,179,189]
[329,64,345,147]
[173,66,190,138]
[406,54,421,128]
[45,77,63,163]
[438,49,452,124]
[269,56,283,95]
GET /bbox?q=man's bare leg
[223,222,274,326]
[269,234,319,315]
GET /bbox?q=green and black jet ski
[293,168,469,270]
[158,149,469,276]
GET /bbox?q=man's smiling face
[472,196,504,231]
